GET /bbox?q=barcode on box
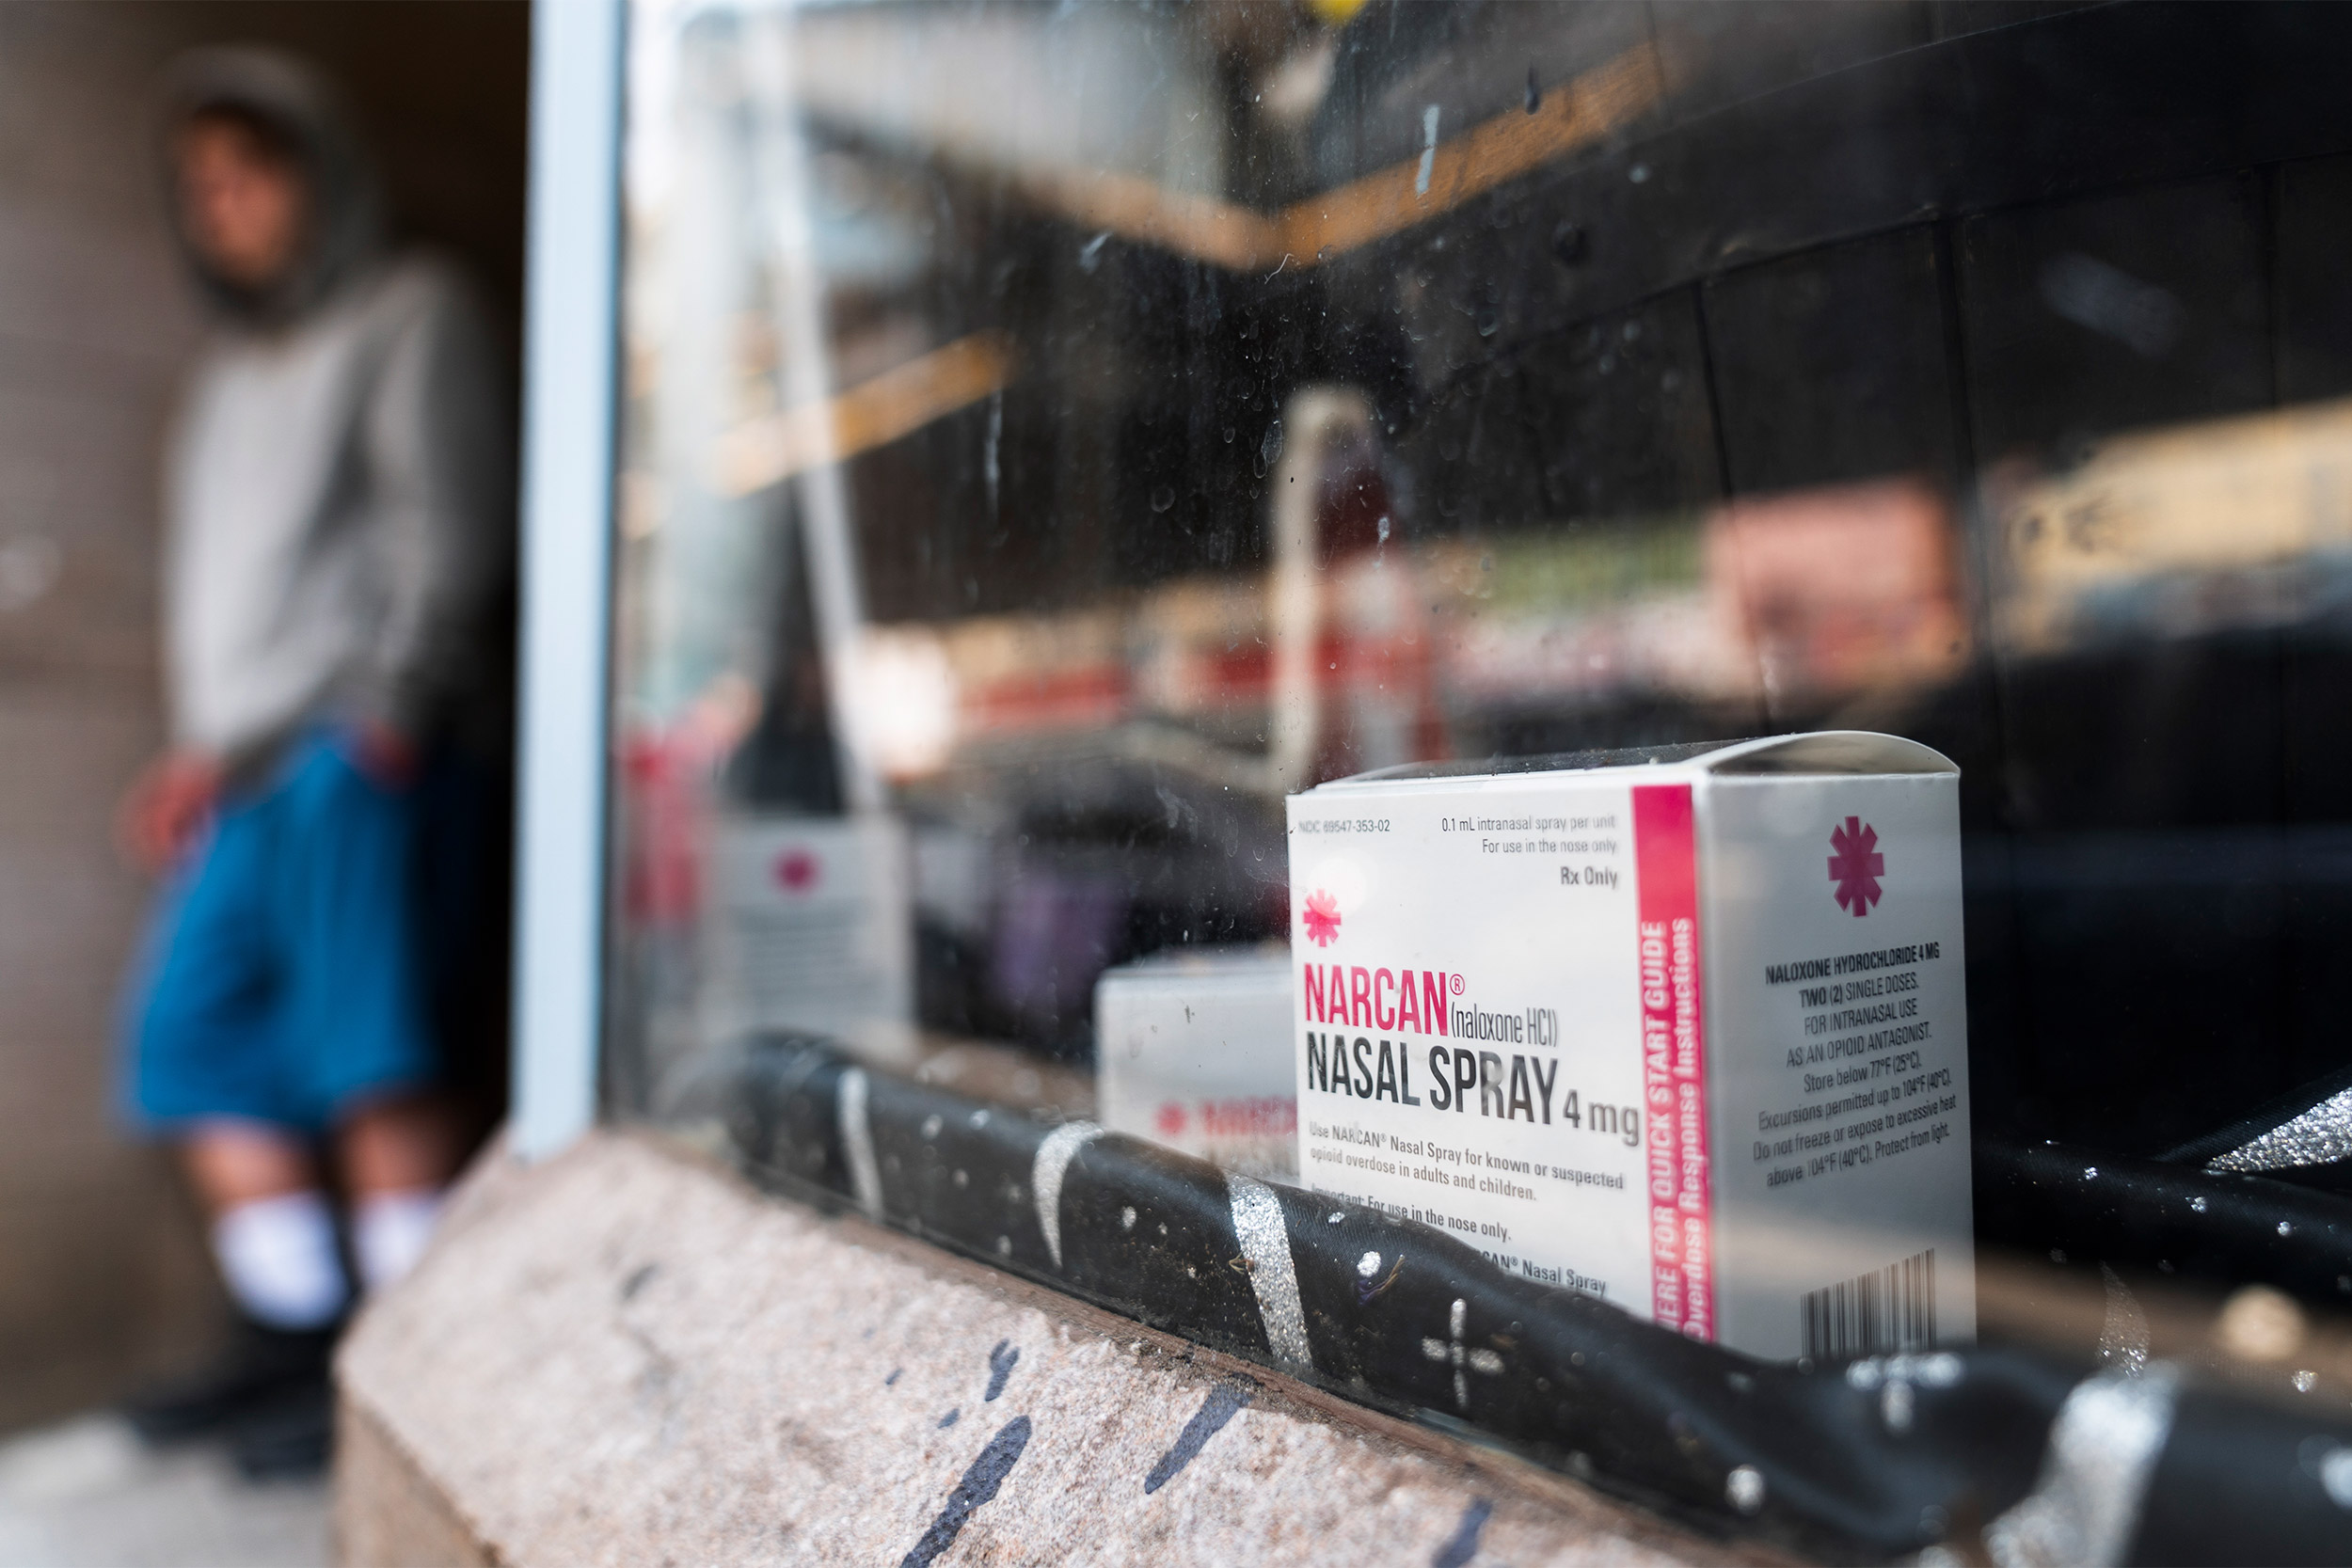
[1801,1248,1937,1362]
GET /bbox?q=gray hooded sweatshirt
[161,50,511,768]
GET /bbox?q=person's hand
[347,718,419,790]
[118,750,222,873]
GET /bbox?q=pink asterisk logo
[774,848,819,893]
[1302,889,1342,947]
[1828,817,1883,916]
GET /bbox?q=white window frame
[513,0,626,1159]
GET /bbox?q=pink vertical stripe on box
[1633,784,1714,1341]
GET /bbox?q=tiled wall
[0,1,525,1432]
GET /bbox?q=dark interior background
[723,2,2352,1155]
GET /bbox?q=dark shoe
[120,1317,338,1445]
[229,1382,334,1481]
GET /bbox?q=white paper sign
[705,814,917,1068]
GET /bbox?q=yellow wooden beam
[1012,37,1665,275]
[1277,40,1664,265]
[713,330,1017,497]
[709,40,1664,492]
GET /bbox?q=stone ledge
[335,1398,495,1568]
[336,1130,1766,1566]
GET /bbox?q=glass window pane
[609,4,2352,1555]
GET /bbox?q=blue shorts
[121,728,482,1134]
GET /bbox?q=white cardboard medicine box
[1096,948,1296,1180]
[1285,732,1974,1362]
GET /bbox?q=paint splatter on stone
[1144,1382,1255,1495]
[901,1416,1033,1568]
[985,1340,1020,1402]
[1432,1497,1492,1568]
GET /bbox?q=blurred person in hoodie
[114,49,511,1477]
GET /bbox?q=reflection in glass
[611,0,2352,1432]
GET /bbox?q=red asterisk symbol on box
[1828,816,1883,916]
[1302,889,1342,947]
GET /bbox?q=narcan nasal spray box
[1285,733,1973,1361]
[1096,949,1296,1180]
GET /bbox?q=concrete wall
[338,1133,1750,1568]
[0,1,527,1433]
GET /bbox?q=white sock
[213,1192,349,1330]
[353,1188,444,1293]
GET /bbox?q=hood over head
[160,47,385,325]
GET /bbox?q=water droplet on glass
[1151,485,1176,514]
[1255,419,1284,477]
